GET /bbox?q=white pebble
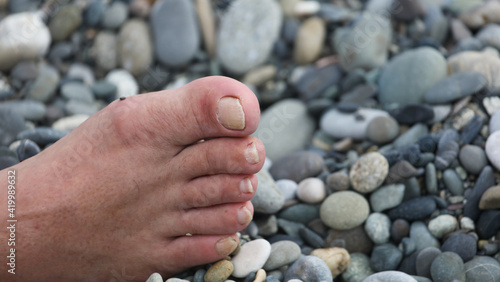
[276,179,298,201]
[52,114,89,131]
[231,239,271,278]
[146,273,163,282]
[427,214,458,239]
[106,69,138,99]
[486,131,500,171]
[296,177,326,204]
[460,216,475,230]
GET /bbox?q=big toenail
[217,97,245,130]
[240,178,254,194]
[245,142,259,164]
[215,236,238,256]
[237,205,253,225]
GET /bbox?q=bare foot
[0,76,264,281]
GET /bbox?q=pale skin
[0,76,265,281]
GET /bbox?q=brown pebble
[311,247,350,277]
[479,185,500,209]
[253,269,266,282]
[204,260,234,282]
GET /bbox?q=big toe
[109,76,261,148]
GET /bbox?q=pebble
[459,145,487,175]
[277,218,305,238]
[333,13,392,71]
[105,69,138,99]
[49,5,82,42]
[326,225,374,254]
[370,244,403,272]
[325,170,349,192]
[204,260,233,282]
[490,109,500,133]
[460,217,475,231]
[0,100,46,121]
[476,210,500,239]
[369,184,405,212]
[460,0,500,28]
[391,219,410,244]
[393,0,425,22]
[393,123,429,149]
[349,152,388,193]
[252,170,285,214]
[91,80,117,99]
[294,17,325,65]
[60,82,95,104]
[92,31,118,71]
[284,256,333,282]
[217,0,281,75]
[430,252,465,282]
[27,64,60,103]
[15,139,40,161]
[464,256,500,282]
[0,109,25,146]
[441,233,477,262]
[231,239,271,278]
[255,100,315,161]
[424,72,487,104]
[255,215,278,237]
[16,127,68,147]
[447,50,500,91]
[118,19,153,76]
[479,185,500,209]
[269,151,323,183]
[242,65,276,87]
[320,191,369,230]
[425,163,438,195]
[486,131,500,171]
[196,0,216,57]
[52,114,89,132]
[443,169,464,196]
[151,0,199,67]
[275,179,297,201]
[299,226,325,249]
[310,247,350,278]
[463,166,495,221]
[415,247,441,278]
[364,213,391,245]
[378,47,447,106]
[366,116,400,144]
[83,1,106,27]
[477,24,500,50]
[146,273,163,282]
[67,63,95,86]
[263,240,301,271]
[385,160,420,184]
[434,129,460,170]
[460,114,483,144]
[296,178,326,204]
[390,104,434,125]
[364,271,417,282]
[295,64,342,101]
[102,2,129,30]
[341,253,373,282]
[387,197,436,221]
[0,12,51,71]
[279,204,319,225]
[410,221,440,251]
[320,108,389,140]
[130,0,151,18]
[427,215,458,239]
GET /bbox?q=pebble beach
[1,0,500,281]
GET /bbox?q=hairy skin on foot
[0,76,264,281]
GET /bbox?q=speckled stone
[349,152,388,193]
[320,191,370,230]
[204,260,233,282]
[364,213,391,244]
[341,253,374,282]
[427,214,458,239]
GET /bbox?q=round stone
[370,244,403,272]
[441,233,477,262]
[326,170,350,192]
[378,47,447,106]
[341,253,373,282]
[464,256,500,282]
[363,271,417,282]
[349,152,389,193]
[296,177,326,204]
[230,239,271,278]
[48,5,82,42]
[105,69,138,99]
[294,17,325,65]
[479,185,500,209]
[459,145,488,175]
[390,219,410,244]
[275,179,297,201]
[60,82,95,104]
[118,19,153,76]
[366,115,400,144]
[364,213,391,244]
[427,214,458,239]
[416,247,442,278]
[146,273,163,282]
[369,184,405,212]
[102,2,128,30]
[430,252,465,282]
[92,31,118,71]
[217,0,281,75]
[15,139,40,161]
[310,247,350,278]
[263,240,301,271]
[284,256,333,282]
[252,170,285,214]
[204,260,233,282]
[320,191,370,230]
[485,131,500,171]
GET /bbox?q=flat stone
[447,50,500,91]
[416,247,441,278]
[441,233,477,262]
[217,0,281,75]
[320,108,389,140]
[391,219,410,244]
[427,214,458,239]
[341,253,373,282]
[443,169,464,196]
[366,116,400,144]
[204,260,233,282]
[364,271,417,282]
[255,215,278,237]
[263,240,301,271]
[231,239,271,278]
[349,152,388,193]
[387,197,436,221]
[49,5,82,42]
[364,213,391,244]
[425,163,438,195]
[299,226,325,249]
[269,151,323,183]
[459,145,487,175]
[479,185,500,209]
[284,256,333,282]
[464,256,500,282]
[151,0,199,67]
[320,191,369,230]
[370,184,405,212]
[118,19,153,76]
[254,99,315,161]
[435,129,460,170]
[83,0,106,27]
[294,17,325,65]
[378,47,447,106]
[370,244,403,272]
[424,72,487,104]
[252,170,285,214]
[67,63,95,86]
[311,247,350,278]
[464,166,495,221]
[333,12,392,71]
[430,252,465,282]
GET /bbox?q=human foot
[0,76,264,281]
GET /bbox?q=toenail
[237,205,253,225]
[245,142,259,164]
[215,236,238,257]
[240,178,254,194]
[217,97,245,130]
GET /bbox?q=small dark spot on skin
[119,97,126,100]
